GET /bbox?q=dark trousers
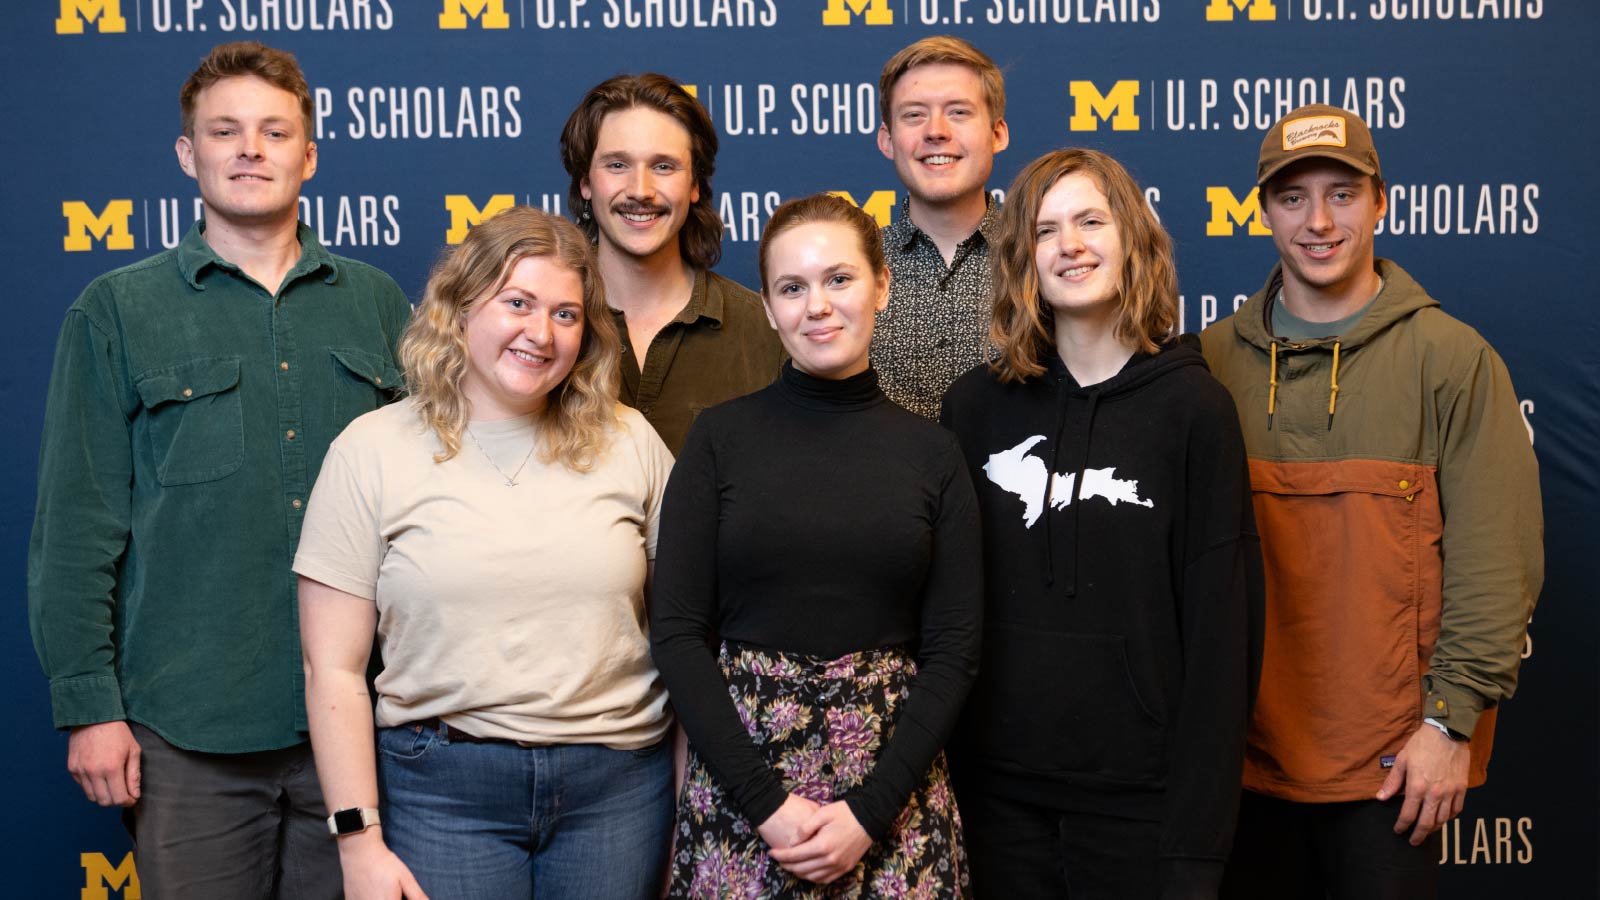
[1220,790,1441,900]
[962,787,1161,900]
[125,723,342,900]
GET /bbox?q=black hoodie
[940,334,1264,893]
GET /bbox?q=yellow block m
[1205,0,1277,21]
[1069,82,1140,132]
[822,0,893,26]
[81,852,140,900]
[827,190,896,227]
[445,194,515,244]
[439,0,510,28]
[1205,187,1271,236]
[57,0,127,33]
[62,201,134,251]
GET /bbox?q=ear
[175,135,196,179]
[1372,183,1388,225]
[302,140,318,183]
[580,176,592,202]
[876,123,895,162]
[991,117,1010,154]
[1257,188,1274,232]
[873,268,891,313]
[761,295,779,331]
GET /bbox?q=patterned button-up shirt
[871,195,1000,420]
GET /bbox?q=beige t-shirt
[294,399,674,749]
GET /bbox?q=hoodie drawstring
[1327,341,1341,430]
[1041,381,1074,588]
[1267,342,1279,431]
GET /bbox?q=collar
[608,268,723,327]
[176,220,338,291]
[884,193,999,255]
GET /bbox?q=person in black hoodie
[940,148,1264,900]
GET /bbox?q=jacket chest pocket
[329,347,403,426]
[134,356,244,486]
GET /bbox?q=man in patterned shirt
[872,35,1011,419]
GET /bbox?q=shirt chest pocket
[133,356,244,486]
[330,347,403,426]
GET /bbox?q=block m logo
[1205,187,1272,236]
[1069,82,1140,132]
[1205,0,1277,21]
[445,194,515,244]
[822,0,893,26]
[63,201,135,251]
[440,0,510,28]
[81,852,140,900]
[56,0,127,34]
[827,190,896,227]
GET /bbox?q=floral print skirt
[667,641,970,899]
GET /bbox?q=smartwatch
[326,807,381,837]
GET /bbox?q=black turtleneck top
[650,362,982,841]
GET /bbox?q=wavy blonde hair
[399,206,621,471]
[990,148,1177,383]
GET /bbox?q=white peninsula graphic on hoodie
[983,435,1154,528]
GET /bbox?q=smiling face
[762,221,889,381]
[877,62,1009,213]
[580,106,699,267]
[1261,158,1387,310]
[175,74,316,230]
[1032,173,1126,324]
[460,255,586,420]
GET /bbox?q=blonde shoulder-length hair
[989,148,1178,383]
[398,205,621,471]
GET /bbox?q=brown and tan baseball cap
[1257,104,1381,186]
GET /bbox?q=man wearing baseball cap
[1201,104,1543,897]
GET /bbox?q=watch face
[333,808,367,834]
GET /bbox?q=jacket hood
[1232,259,1440,352]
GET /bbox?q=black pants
[1220,790,1441,900]
[962,787,1162,900]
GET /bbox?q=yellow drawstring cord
[1327,341,1341,430]
[1267,342,1279,430]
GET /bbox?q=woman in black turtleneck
[650,194,980,899]
[939,149,1263,900]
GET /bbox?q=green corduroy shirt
[28,221,411,753]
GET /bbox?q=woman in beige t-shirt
[295,207,675,900]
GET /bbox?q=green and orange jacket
[1200,259,1542,802]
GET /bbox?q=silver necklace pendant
[466,426,537,488]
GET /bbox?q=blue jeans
[376,721,674,900]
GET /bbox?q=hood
[1227,259,1439,432]
[1232,258,1439,353]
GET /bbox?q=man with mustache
[872,36,1010,420]
[28,41,410,898]
[1202,104,1543,899]
[560,74,783,453]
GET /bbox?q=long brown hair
[399,207,621,471]
[990,149,1177,382]
[559,73,723,269]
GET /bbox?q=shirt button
[182,388,193,397]
[1435,699,1446,711]
[292,499,303,510]
[375,377,383,385]
[280,361,290,372]
[286,429,296,440]
[1398,480,1410,490]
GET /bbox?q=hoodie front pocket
[975,625,1167,784]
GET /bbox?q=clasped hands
[759,793,873,885]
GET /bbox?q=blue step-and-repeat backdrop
[3,1,1595,896]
